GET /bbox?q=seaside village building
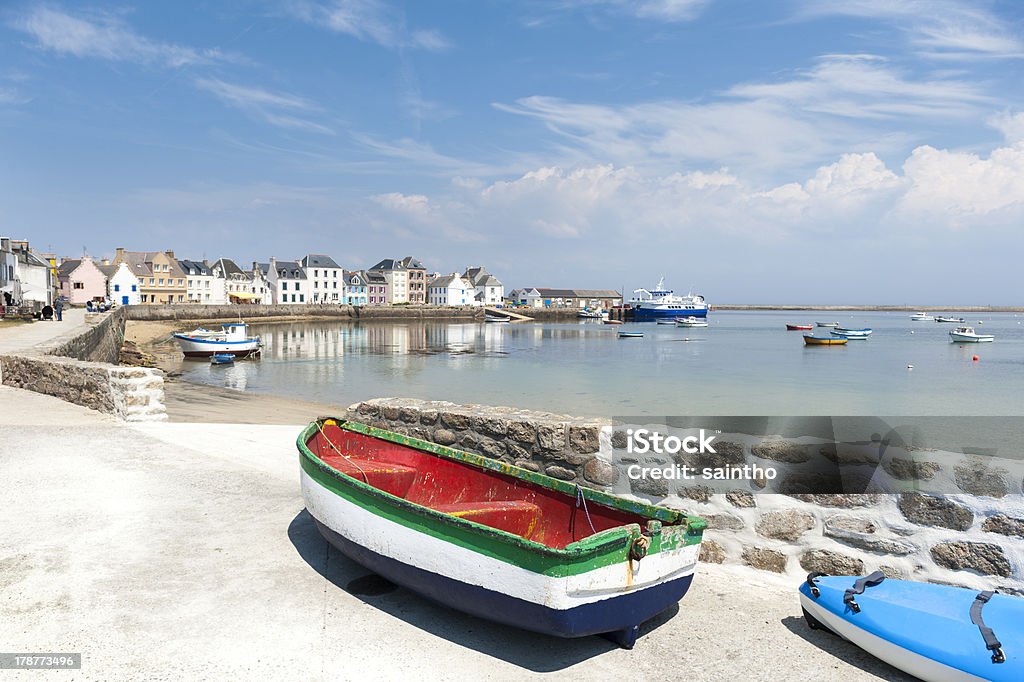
[365,270,388,305]
[509,288,622,310]
[368,259,408,304]
[100,262,141,306]
[1,238,54,309]
[210,258,256,304]
[249,263,273,304]
[57,256,107,305]
[300,254,344,304]
[399,256,426,304]
[111,249,187,304]
[177,259,220,304]
[427,273,472,306]
[342,270,369,306]
[265,258,307,304]
[462,266,505,307]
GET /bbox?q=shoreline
[713,304,1024,311]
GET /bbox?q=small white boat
[910,312,934,321]
[816,321,839,328]
[484,316,510,323]
[675,317,709,328]
[173,322,262,357]
[949,326,994,343]
[618,331,644,338]
[935,316,965,324]
[577,308,605,319]
[832,327,872,338]
[656,319,677,325]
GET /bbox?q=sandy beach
[163,379,348,424]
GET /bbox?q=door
[122,296,129,305]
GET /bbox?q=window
[131,285,137,292]
[141,294,148,302]
[281,282,287,290]
[291,294,296,302]
[314,280,318,288]
[178,279,183,286]
[114,284,120,292]
[158,279,164,285]
[300,294,305,302]
[314,269,319,277]
[149,278,155,285]
[177,295,184,302]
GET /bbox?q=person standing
[55,298,63,321]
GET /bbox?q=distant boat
[210,353,235,365]
[816,322,840,328]
[577,308,605,319]
[831,331,870,340]
[804,335,848,346]
[675,317,709,328]
[173,322,262,358]
[910,312,934,321]
[628,277,708,320]
[832,327,873,338]
[484,316,510,323]
[786,324,813,331]
[935,316,965,323]
[949,326,994,343]
[618,331,644,338]
[603,319,624,325]
[656,319,677,325]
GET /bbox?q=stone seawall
[49,307,127,364]
[124,304,482,322]
[344,398,1024,593]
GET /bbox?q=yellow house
[111,248,187,304]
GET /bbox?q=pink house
[57,256,108,304]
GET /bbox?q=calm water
[157,311,1024,417]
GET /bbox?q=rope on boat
[630,534,650,561]
[316,419,369,484]
[575,484,597,536]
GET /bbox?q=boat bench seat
[319,455,417,499]
[431,501,542,540]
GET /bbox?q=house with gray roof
[266,257,307,304]
[369,258,407,304]
[300,253,343,304]
[462,266,505,307]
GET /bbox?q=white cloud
[12,6,237,67]
[989,112,1024,144]
[194,78,334,135]
[286,0,450,50]
[557,0,709,22]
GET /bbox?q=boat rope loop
[805,572,826,599]
[629,534,650,562]
[843,571,886,613]
[574,484,597,536]
[970,590,1005,664]
[316,419,369,484]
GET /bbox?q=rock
[823,516,916,555]
[755,510,815,541]
[356,402,379,418]
[418,409,438,425]
[981,514,1024,538]
[582,458,616,486]
[398,407,419,424]
[474,416,508,438]
[568,425,601,454]
[440,411,471,430]
[514,460,541,472]
[726,490,756,508]
[506,441,531,461]
[700,539,726,564]
[954,459,1008,498]
[537,424,565,452]
[742,547,787,573]
[897,493,973,531]
[878,565,906,579]
[382,405,400,420]
[477,438,506,460]
[751,440,811,463]
[432,428,457,445]
[799,549,864,576]
[506,421,537,444]
[611,430,629,449]
[458,434,479,451]
[703,513,745,531]
[677,485,713,503]
[778,472,846,495]
[787,494,880,508]
[930,542,1011,577]
[629,476,669,498]
[821,443,879,465]
[545,465,577,482]
[881,457,940,480]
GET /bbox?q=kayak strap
[806,572,826,598]
[970,591,1005,664]
[843,571,886,613]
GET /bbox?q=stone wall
[1,354,166,421]
[49,307,127,364]
[123,304,482,322]
[344,398,1024,593]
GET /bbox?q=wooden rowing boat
[803,335,848,346]
[298,419,706,648]
[786,324,813,331]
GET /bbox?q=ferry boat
[628,278,708,321]
[172,322,262,358]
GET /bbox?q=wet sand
[163,379,349,425]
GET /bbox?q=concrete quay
[0,387,910,681]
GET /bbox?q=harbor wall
[345,398,1024,594]
[123,304,483,322]
[0,307,167,421]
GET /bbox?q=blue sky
[2,1,1024,303]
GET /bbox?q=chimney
[165,250,175,259]
[101,258,110,266]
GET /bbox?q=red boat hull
[786,324,813,331]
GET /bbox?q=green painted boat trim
[298,418,705,577]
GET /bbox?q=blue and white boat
[173,322,262,358]
[831,327,872,339]
[628,278,708,321]
[800,572,1023,681]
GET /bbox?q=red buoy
[973,355,979,362]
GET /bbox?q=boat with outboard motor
[172,322,262,358]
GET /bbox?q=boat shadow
[779,615,917,681]
[288,509,677,672]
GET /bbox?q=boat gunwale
[297,418,705,560]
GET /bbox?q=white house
[509,287,542,308]
[267,257,307,304]
[178,259,218,304]
[463,266,504,307]
[427,273,471,306]
[211,258,256,304]
[14,243,54,307]
[103,262,141,305]
[301,254,344,304]
[250,262,273,304]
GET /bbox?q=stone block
[537,423,566,452]
[726,490,756,508]
[954,459,1008,498]
[742,547,787,573]
[506,421,537,444]
[440,411,471,430]
[930,542,1011,577]
[823,516,916,555]
[545,465,576,481]
[700,540,726,564]
[582,458,616,486]
[799,549,864,576]
[881,457,940,480]
[751,441,811,463]
[568,425,601,454]
[756,510,815,541]
[897,493,973,531]
[981,514,1024,538]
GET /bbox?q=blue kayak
[800,573,1023,681]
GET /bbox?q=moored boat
[831,327,872,338]
[618,331,645,338]
[786,324,813,331]
[172,322,262,358]
[949,326,994,343]
[628,278,708,321]
[910,312,934,321]
[299,418,706,648]
[603,319,624,325]
[800,572,1023,681]
[675,316,709,328]
[816,321,840,328]
[935,316,965,324]
[656,319,677,325]
[804,335,848,346]
[210,353,235,365]
[577,308,605,319]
